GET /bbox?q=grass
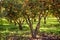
[0,17,60,38]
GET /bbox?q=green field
[0,17,60,34]
[0,17,60,40]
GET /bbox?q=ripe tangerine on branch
[1,1,4,4]
[9,3,13,7]
[25,0,29,3]
[26,10,28,12]
[10,14,13,16]
[25,0,29,2]
[7,8,10,11]
[14,8,18,12]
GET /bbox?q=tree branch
[35,12,42,33]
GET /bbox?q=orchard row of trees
[0,0,60,38]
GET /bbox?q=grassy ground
[0,17,60,40]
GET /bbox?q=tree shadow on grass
[0,25,18,31]
[0,25,30,31]
[22,26,30,31]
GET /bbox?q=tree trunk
[28,23,36,38]
[28,21,35,38]
[26,14,42,38]
[34,20,41,38]
[14,21,16,25]
[31,30,36,38]
[27,17,36,38]
[17,20,23,30]
[44,16,46,24]
[19,24,23,30]
[34,14,42,38]
[34,19,36,22]
[58,17,60,23]
[14,21,23,30]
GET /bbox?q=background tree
[50,0,60,23]
[2,0,24,30]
